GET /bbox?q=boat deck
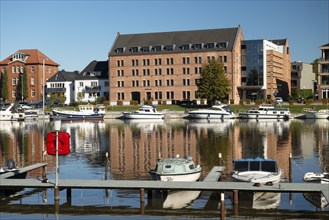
[0,163,47,179]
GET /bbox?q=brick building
[0,49,59,103]
[108,26,244,105]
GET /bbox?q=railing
[45,88,66,92]
[83,86,101,92]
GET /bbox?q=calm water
[0,118,328,219]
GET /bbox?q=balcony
[45,87,66,93]
[82,86,101,92]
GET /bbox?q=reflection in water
[0,119,329,217]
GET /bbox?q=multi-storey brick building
[290,61,315,97]
[0,49,59,103]
[108,26,244,105]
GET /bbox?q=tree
[197,60,231,104]
[1,69,8,102]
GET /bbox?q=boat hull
[232,170,282,184]
[52,110,104,120]
[239,113,289,120]
[151,170,201,182]
[122,113,164,119]
[187,112,234,119]
[303,110,329,119]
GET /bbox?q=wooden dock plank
[0,163,47,179]
[203,166,224,182]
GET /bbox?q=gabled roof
[320,43,329,48]
[47,70,78,82]
[0,49,59,66]
[109,27,240,56]
[75,60,108,80]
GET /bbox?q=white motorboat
[303,172,329,184]
[0,103,25,121]
[186,102,235,119]
[149,154,202,182]
[239,105,291,120]
[231,158,282,184]
[302,108,329,119]
[163,190,201,209]
[51,104,105,120]
[122,105,166,119]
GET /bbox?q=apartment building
[291,61,315,94]
[239,39,291,100]
[108,26,244,105]
[317,43,329,99]
[0,49,59,103]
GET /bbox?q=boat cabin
[233,158,279,173]
[156,157,198,174]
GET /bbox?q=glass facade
[245,40,264,87]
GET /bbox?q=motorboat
[303,192,329,209]
[149,154,202,182]
[303,172,329,184]
[24,111,38,120]
[231,158,282,184]
[186,102,235,119]
[302,108,329,119]
[0,159,27,179]
[237,191,281,210]
[122,105,166,119]
[51,104,105,120]
[238,105,291,120]
[0,103,25,121]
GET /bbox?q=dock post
[140,188,145,215]
[289,153,292,205]
[66,188,72,205]
[220,192,225,220]
[233,189,239,205]
[218,153,223,166]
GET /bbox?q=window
[131,47,139,53]
[165,44,175,51]
[31,66,35,73]
[12,66,15,73]
[31,90,35,97]
[12,90,16,98]
[218,42,228,48]
[193,43,202,49]
[206,42,215,49]
[153,45,162,52]
[115,47,125,53]
[181,44,190,50]
[31,77,35,85]
[224,56,227,63]
[12,78,16,85]
[80,82,83,87]
[141,46,150,52]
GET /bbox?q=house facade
[0,49,59,103]
[108,26,244,105]
[46,70,78,105]
[291,62,315,95]
[74,60,109,103]
[317,43,329,99]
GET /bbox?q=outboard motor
[6,159,16,170]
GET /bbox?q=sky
[1,0,328,71]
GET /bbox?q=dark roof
[76,60,108,80]
[109,27,240,56]
[269,39,287,46]
[47,70,78,82]
[320,43,329,48]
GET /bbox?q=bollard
[220,192,225,220]
[67,188,72,205]
[140,188,145,215]
[233,189,239,205]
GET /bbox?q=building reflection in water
[0,119,328,183]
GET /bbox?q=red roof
[0,49,59,66]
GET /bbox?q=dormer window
[205,43,216,49]
[115,47,125,53]
[140,46,151,52]
[152,45,163,52]
[130,47,139,53]
[193,43,203,50]
[218,42,228,48]
[12,52,27,62]
[181,44,191,50]
[164,44,175,51]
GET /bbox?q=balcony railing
[82,86,101,92]
[45,87,66,93]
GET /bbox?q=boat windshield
[234,160,278,172]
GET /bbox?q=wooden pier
[1,164,328,218]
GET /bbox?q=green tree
[1,69,8,102]
[197,60,231,104]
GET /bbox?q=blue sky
[1,0,328,71]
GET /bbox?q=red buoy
[46,131,70,155]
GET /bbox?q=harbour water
[0,118,328,219]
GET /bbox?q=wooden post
[289,153,292,205]
[140,188,145,215]
[66,188,72,205]
[218,153,223,166]
[54,186,60,201]
[233,189,239,205]
[220,192,225,220]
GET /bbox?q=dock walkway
[0,163,47,179]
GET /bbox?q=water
[0,118,328,219]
